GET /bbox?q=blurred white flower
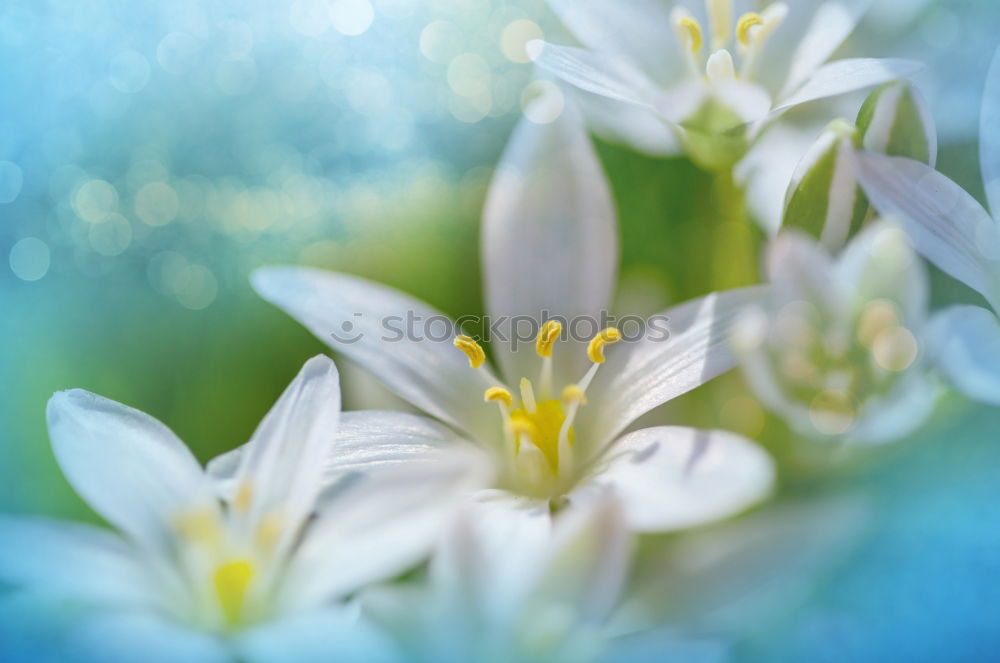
[0,356,443,663]
[533,0,920,171]
[250,100,774,533]
[855,47,1000,405]
[731,221,941,443]
[365,490,725,663]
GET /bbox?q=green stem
[707,169,762,291]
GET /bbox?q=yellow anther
[587,327,622,364]
[453,334,486,369]
[535,320,562,358]
[484,386,513,408]
[214,559,254,627]
[255,512,285,551]
[233,481,253,513]
[561,384,587,405]
[173,507,222,546]
[736,12,763,46]
[675,14,703,53]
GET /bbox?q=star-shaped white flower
[731,220,941,443]
[250,100,774,532]
[0,357,449,663]
[532,0,921,171]
[854,47,1000,406]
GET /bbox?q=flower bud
[856,81,937,166]
[781,120,867,252]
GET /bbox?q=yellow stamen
[535,320,562,358]
[587,327,622,364]
[561,384,587,405]
[453,334,486,369]
[233,481,253,513]
[674,12,703,53]
[484,386,513,408]
[256,512,284,552]
[214,559,254,627]
[736,12,763,46]
[173,507,222,547]
[507,418,538,438]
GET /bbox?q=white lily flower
[533,0,922,170]
[0,356,449,663]
[853,47,1000,405]
[364,490,722,663]
[250,101,774,532]
[730,220,941,443]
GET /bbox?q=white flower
[532,0,921,171]
[250,100,774,532]
[854,47,1000,405]
[364,490,724,663]
[730,221,941,443]
[0,356,444,663]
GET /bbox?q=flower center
[454,322,621,498]
[671,0,788,81]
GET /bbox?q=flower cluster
[2,2,997,662]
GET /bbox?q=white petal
[483,99,618,387]
[981,46,1000,215]
[545,0,682,86]
[531,490,631,626]
[568,85,682,157]
[775,58,923,115]
[927,305,1000,405]
[281,462,491,609]
[251,267,502,444]
[780,0,875,96]
[736,123,821,235]
[580,287,767,450]
[429,490,553,625]
[848,370,941,444]
[46,390,216,552]
[711,80,773,125]
[532,42,665,114]
[588,426,774,532]
[854,152,1000,308]
[0,516,152,608]
[66,611,230,663]
[238,608,401,663]
[227,356,341,544]
[834,220,929,325]
[324,410,489,477]
[765,231,838,307]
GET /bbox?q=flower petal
[46,390,215,552]
[580,287,767,450]
[981,46,1000,215]
[66,611,230,663]
[927,305,1000,405]
[227,356,341,548]
[780,0,875,96]
[545,0,682,87]
[764,230,838,308]
[280,462,491,609]
[588,426,774,532]
[532,42,665,114]
[848,371,941,444]
[854,152,1000,309]
[833,220,929,325]
[0,516,152,608]
[569,86,682,158]
[482,99,618,387]
[774,58,923,115]
[251,267,502,444]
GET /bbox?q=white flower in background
[364,491,726,663]
[533,0,921,171]
[780,80,937,251]
[251,100,774,533]
[731,221,941,443]
[854,47,1000,405]
[0,356,450,663]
